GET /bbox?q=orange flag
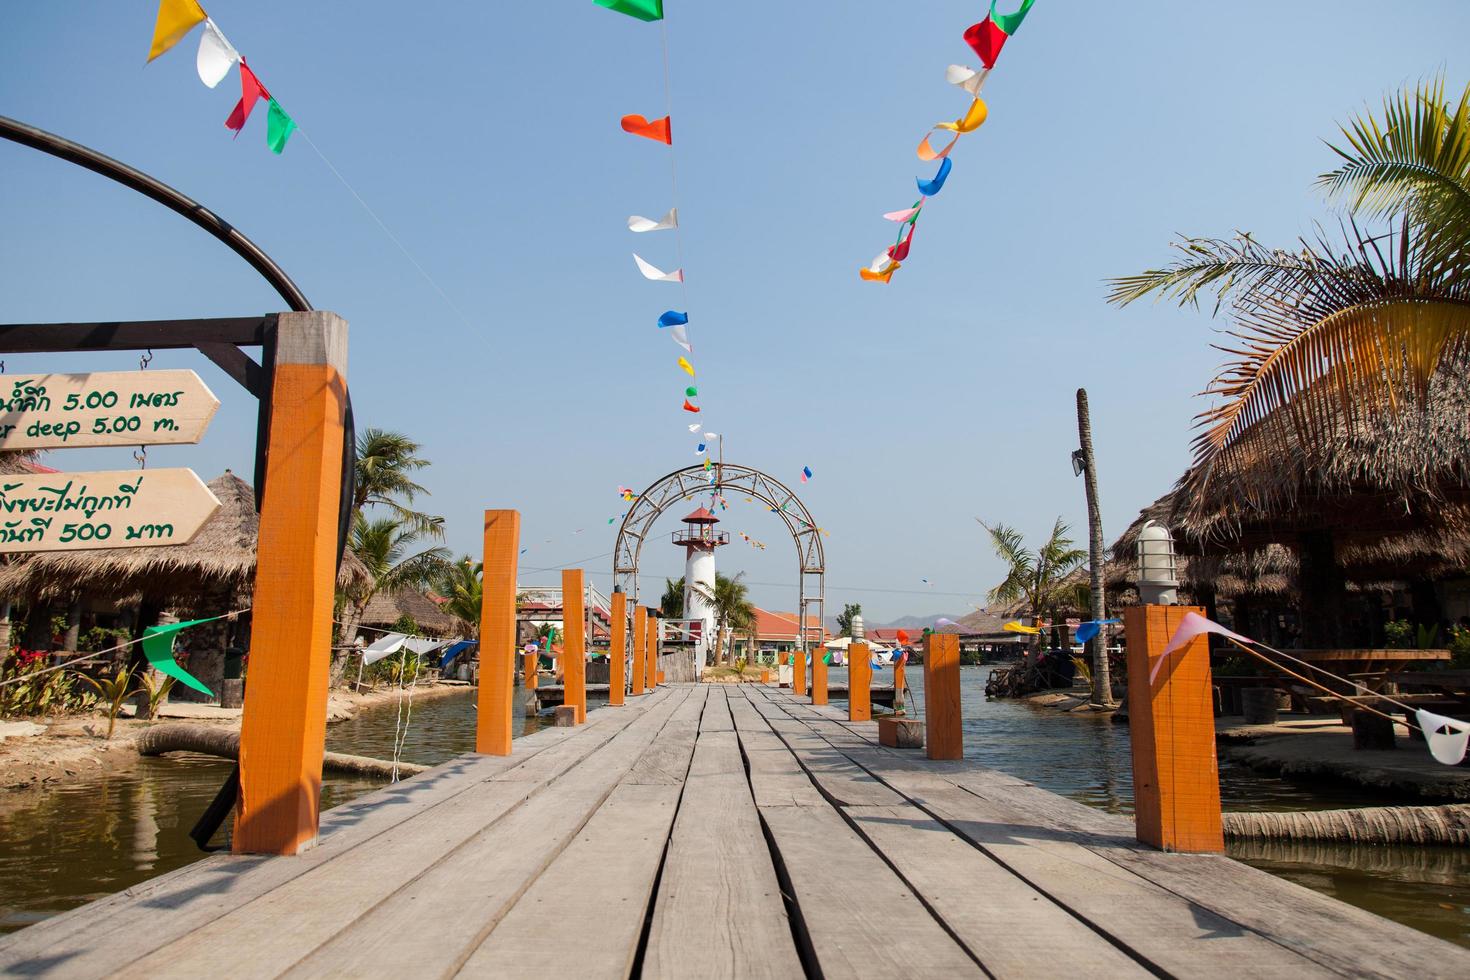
[859,261,900,284]
[148,0,208,62]
[621,114,672,144]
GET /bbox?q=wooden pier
[3,683,1464,978]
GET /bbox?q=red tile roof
[752,607,828,642]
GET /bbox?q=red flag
[888,222,918,262]
[963,18,1008,69]
[682,399,701,413]
[621,114,672,144]
[897,629,911,644]
[225,61,270,136]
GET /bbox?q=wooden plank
[562,568,587,723]
[772,727,906,807]
[644,730,804,979]
[235,311,346,855]
[0,369,220,449]
[758,804,983,978]
[625,685,707,785]
[844,804,1148,978]
[728,693,826,808]
[117,690,691,979]
[476,509,519,755]
[269,689,692,979]
[699,684,734,731]
[460,781,682,978]
[0,698,664,976]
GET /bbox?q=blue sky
[2,2,1466,622]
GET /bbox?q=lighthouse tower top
[673,507,728,549]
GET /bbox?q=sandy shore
[0,681,470,792]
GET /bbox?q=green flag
[594,0,663,22]
[266,99,297,154]
[990,0,1036,36]
[141,618,217,696]
[685,386,698,397]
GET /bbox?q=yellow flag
[936,98,988,134]
[1002,620,1041,635]
[677,357,695,377]
[148,0,208,62]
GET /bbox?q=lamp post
[1136,520,1179,605]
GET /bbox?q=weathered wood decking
[3,683,1466,978]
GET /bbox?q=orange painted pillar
[645,611,659,689]
[609,591,627,706]
[924,632,962,760]
[894,658,907,713]
[475,510,519,755]
[631,605,647,695]
[523,650,538,690]
[793,647,806,697]
[561,569,587,723]
[1125,605,1224,853]
[235,311,347,855]
[811,647,828,705]
[848,641,872,721]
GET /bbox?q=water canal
[1,671,1465,947]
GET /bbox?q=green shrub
[1384,619,1414,649]
[0,652,95,717]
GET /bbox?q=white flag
[196,20,240,89]
[668,324,692,352]
[945,64,989,97]
[634,254,684,282]
[628,208,678,233]
[361,632,408,665]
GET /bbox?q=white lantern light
[1136,520,1179,605]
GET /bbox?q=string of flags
[146,0,298,154]
[861,0,1038,283]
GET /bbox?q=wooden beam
[234,311,346,855]
[645,611,659,690]
[609,592,627,706]
[0,316,274,352]
[811,645,829,706]
[923,632,962,760]
[1125,605,1224,853]
[476,510,520,755]
[793,645,806,697]
[561,569,587,724]
[195,342,264,397]
[523,649,538,691]
[848,642,872,722]
[631,605,648,696]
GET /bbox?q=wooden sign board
[0,468,221,553]
[0,371,220,450]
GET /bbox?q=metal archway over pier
[613,463,825,657]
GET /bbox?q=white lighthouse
[673,506,728,670]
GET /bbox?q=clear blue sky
[2,2,1465,622]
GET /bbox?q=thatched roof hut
[0,470,368,604]
[359,587,457,636]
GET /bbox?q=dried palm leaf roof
[0,471,368,604]
[359,587,457,635]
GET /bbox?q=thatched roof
[359,587,457,635]
[0,471,368,604]
[1173,354,1470,549]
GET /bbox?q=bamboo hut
[0,470,368,696]
[357,587,457,638]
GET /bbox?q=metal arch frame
[614,462,825,658]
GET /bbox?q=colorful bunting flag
[884,203,924,222]
[141,618,216,695]
[991,0,1037,36]
[634,253,684,282]
[945,64,990,97]
[917,130,960,162]
[225,60,269,135]
[621,114,672,144]
[859,261,900,284]
[148,0,207,62]
[683,399,700,413]
[195,19,238,88]
[685,386,698,397]
[657,310,688,328]
[629,208,678,232]
[936,98,988,134]
[917,157,953,196]
[677,357,695,376]
[801,466,813,482]
[963,17,1008,69]
[688,423,702,432]
[266,98,296,153]
[594,0,664,22]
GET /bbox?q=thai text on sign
[0,371,220,450]
[0,468,221,553]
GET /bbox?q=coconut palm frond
[1318,75,1470,270]
[980,520,1033,608]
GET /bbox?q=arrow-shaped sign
[0,371,220,450]
[0,468,221,553]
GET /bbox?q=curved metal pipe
[0,114,311,313]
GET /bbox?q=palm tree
[436,557,483,637]
[690,573,756,666]
[659,577,685,619]
[340,516,453,644]
[1108,77,1470,645]
[353,428,443,539]
[980,519,1087,663]
[1074,388,1113,707]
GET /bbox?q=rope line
[0,608,248,688]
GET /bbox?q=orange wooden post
[793,647,806,697]
[561,569,587,723]
[475,510,519,755]
[848,641,872,721]
[1125,605,1224,853]
[811,647,828,705]
[645,611,659,689]
[631,605,647,695]
[235,312,347,856]
[609,591,627,706]
[894,658,907,714]
[523,650,538,690]
[923,632,962,760]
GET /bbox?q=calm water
[2,673,1467,948]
